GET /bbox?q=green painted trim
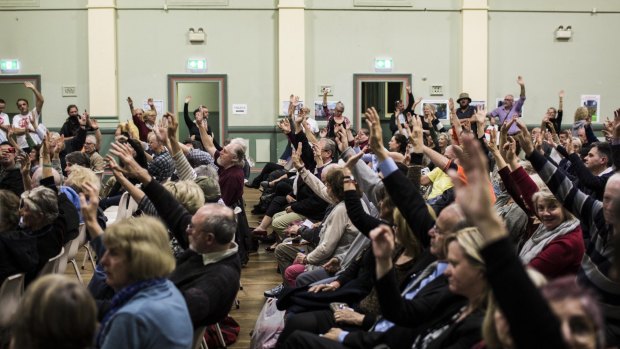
[228,126,277,133]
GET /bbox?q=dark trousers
[280,330,345,349]
[277,309,336,346]
[250,162,284,187]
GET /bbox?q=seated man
[93,142,242,328]
[0,142,24,196]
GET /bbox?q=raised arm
[197,115,216,157]
[25,81,44,115]
[183,96,194,132]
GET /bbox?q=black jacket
[0,229,38,281]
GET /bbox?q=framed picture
[281,100,304,116]
[580,95,601,123]
[421,100,449,120]
[471,100,486,111]
[314,101,338,121]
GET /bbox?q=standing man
[489,76,526,134]
[59,104,82,141]
[12,82,45,151]
[0,99,9,143]
[389,85,415,135]
[455,92,476,134]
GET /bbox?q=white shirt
[12,109,43,149]
[0,112,9,143]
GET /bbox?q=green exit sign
[0,59,20,73]
[374,57,393,72]
[187,58,207,73]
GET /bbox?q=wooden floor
[64,186,281,349]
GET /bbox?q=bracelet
[42,163,53,168]
[342,176,352,180]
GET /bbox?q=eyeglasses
[431,224,444,235]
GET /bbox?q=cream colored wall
[3,0,620,134]
[305,9,461,125]
[488,3,620,123]
[115,7,277,126]
[0,7,88,127]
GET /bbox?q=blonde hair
[574,106,590,122]
[163,180,205,214]
[482,268,547,349]
[65,166,101,193]
[393,208,421,258]
[10,274,97,349]
[103,216,175,281]
[531,190,573,221]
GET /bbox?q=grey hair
[32,167,63,188]
[85,135,97,144]
[197,204,237,245]
[321,138,336,157]
[195,164,219,180]
[230,143,246,168]
[21,186,58,225]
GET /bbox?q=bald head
[428,204,467,259]
[603,173,620,224]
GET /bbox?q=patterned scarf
[519,218,580,265]
[96,278,166,348]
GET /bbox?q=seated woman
[9,274,97,349]
[519,190,584,279]
[93,216,193,349]
[283,226,489,349]
[0,190,38,284]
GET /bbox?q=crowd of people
[0,75,619,349]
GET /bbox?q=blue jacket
[99,280,193,349]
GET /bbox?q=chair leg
[201,337,208,349]
[215,323,226,348]
[81,242,96,271]
[69,259,83,284]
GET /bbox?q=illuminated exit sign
[187,58,207,73]
[374,57,393,72]
[0,59,20,74]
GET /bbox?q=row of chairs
[0,223,96,326]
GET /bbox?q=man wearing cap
[455,92,477,134]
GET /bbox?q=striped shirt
[528,150,620,322]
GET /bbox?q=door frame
[167,74,227,142]
[353,74,411,129]
[0,74,41,118]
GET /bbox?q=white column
[87,0,118,118]
[278,0,305,104]
[461,0,488,102]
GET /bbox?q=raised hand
[559,89,565,99]
[16,152,31,176]
[109,142,149,181]
[53,135,65,155]
[24,81,35,90]
[185,96,191,104]
[127,96,133,105]
[147,98,154,107]
[370,225,395,279]
[406,85,411,94]
[291,142,305,170]
[365,107,387,159]
[277,118,291,134]
[164,112,179,139]
[473,105,487,126]
[335,129,348,153]
[90,117,99,130]
[449,97,455,113]
[517,75,524,86]
[79,182,101,227]
[344,149,364,171]
[513,119,534,155]
[448,135,505,242]
[319,127,327,138]
[410,114,424,154]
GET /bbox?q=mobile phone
[329,302,348,312]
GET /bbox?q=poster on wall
[314,101,338,121]
[421,100,449,120]
[580,95,601,123]
[281,100,304,116]
[232,104,247,115]
[471,100,486,111]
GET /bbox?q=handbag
[250,298,286,349]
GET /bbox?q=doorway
[0,75,41,121]
[167,75,227,144]
[353,74,411,144]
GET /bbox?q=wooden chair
[0,273,25,325]
[58,224,86,283]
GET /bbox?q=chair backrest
[116,192,139,221]
[38,247,65,276]
[192,326,207,349]
[0,273,25,325]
